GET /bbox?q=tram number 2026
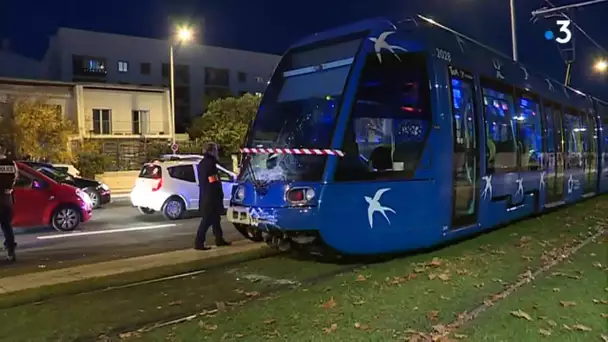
[435,48,451,62]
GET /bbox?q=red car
[12,162,92,231]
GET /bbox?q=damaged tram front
[227,20,434,257]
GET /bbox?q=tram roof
[289,15,606,111]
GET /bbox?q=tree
[188,93,260,155]
[73,140,110,179]
[0,97,75,162]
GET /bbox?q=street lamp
[509,0,518,62]
[169,25,193,146]
[594,59,607,73]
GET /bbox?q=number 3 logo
[555,20,572,44]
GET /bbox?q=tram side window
[482,85,517,173]
[563,110,584,169]
[334,52,431,181]
[600,103,608,168]
[514,95,543,170]
[541,104,556,169]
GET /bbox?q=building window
[132,110,149,135]
[205,67,230,87]
[92,109,111,134]
[255,76,264,83]
[238,72,247,83]
[72,55,107,76]
[481,81,518,174]
[140,62,150,75]
[204,87,232,108]
[161,63,169,78]
[118,61,128,73]
[514,94,543,171]
[334,52,432,182]
[175,65,190,83]
[563,110,584,169]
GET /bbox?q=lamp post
[509,0,518,62]
[169,26,193,146]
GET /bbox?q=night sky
[0,0,606,97]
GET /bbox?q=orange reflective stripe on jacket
[208,175,219,183]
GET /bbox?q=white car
[130,159,237,220]
[53,164,81,177]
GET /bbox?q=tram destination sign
[448,65,473,81]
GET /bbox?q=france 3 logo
[544,19,573,45]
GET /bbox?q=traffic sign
[171,143,179,153]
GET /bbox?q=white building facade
[42,28,281,132]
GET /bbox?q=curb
[0,240,264,295]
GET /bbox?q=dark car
[20,161,111,209]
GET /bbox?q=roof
[0,77,166,92]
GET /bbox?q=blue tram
[227,16,608,256]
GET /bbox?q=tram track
[76,262,365,342]
[0,246,282,310]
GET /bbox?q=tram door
[583,113,598,194]
[449,73,480,228]
[542,102,565,203]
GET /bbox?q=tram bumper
[227,205,320,232]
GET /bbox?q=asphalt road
[0,198,246,273]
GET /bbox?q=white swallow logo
[481,175,493,199]
[515,177,524,198]
[567,174,574,194]
[545,79,555,91]
[364,188,396,229]
[539,171,546,190]
[493,59,505,79]
[368,31,408,63]
[520,66,529,80]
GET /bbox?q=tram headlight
[234,186,245,201]
[286,187,315,205]
[305,188,315,201]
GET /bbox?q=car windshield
[37,167,71,182]
[242,33,365,183]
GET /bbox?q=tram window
[514,94,543,170]
[334,52,431,181]
[481,84,517,173]
[563,110,584,169]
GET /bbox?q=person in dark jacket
[194,142,231,250]
[0,145,17,262]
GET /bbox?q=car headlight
[234,186,245,201]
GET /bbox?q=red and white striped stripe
[240,147,345,157]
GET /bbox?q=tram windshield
[242,34,365,183]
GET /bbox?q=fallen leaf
[432,324,447,334]
[353,300,365,305]
[592,262,603,268]
[263,318,275,324]
[547,320,557,327]
[562,324,572,331]
[560,301,577,307]
[593,299,608,304]
[323,323,338,334]
[427,311,440,322]
[484,299,494,307]
[453,333,467,339]
[428,273,437,280]
[438,273,451,281]
[553,288,560,292]
[354,322,369,330]
[216,301,226,311]
[474,283,485,288]
[429,258,442,267]
[572,324,592,331]
[321,297,337,309]
[168,301,182,306]
[600,313,607,318]
[539,328,552,336]
[356,274,367,282]
[198,321,218,331]
[601,334,608,342]
[511,310,533,321]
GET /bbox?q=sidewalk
[0,240,264,295]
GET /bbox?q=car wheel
[234,223,264,242]
[162,197,185,220]
[52,205,81,232]
[137,207,155,215]
[85,188,101,209]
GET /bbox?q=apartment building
[0,77,172,170]
[42,28,281,133]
